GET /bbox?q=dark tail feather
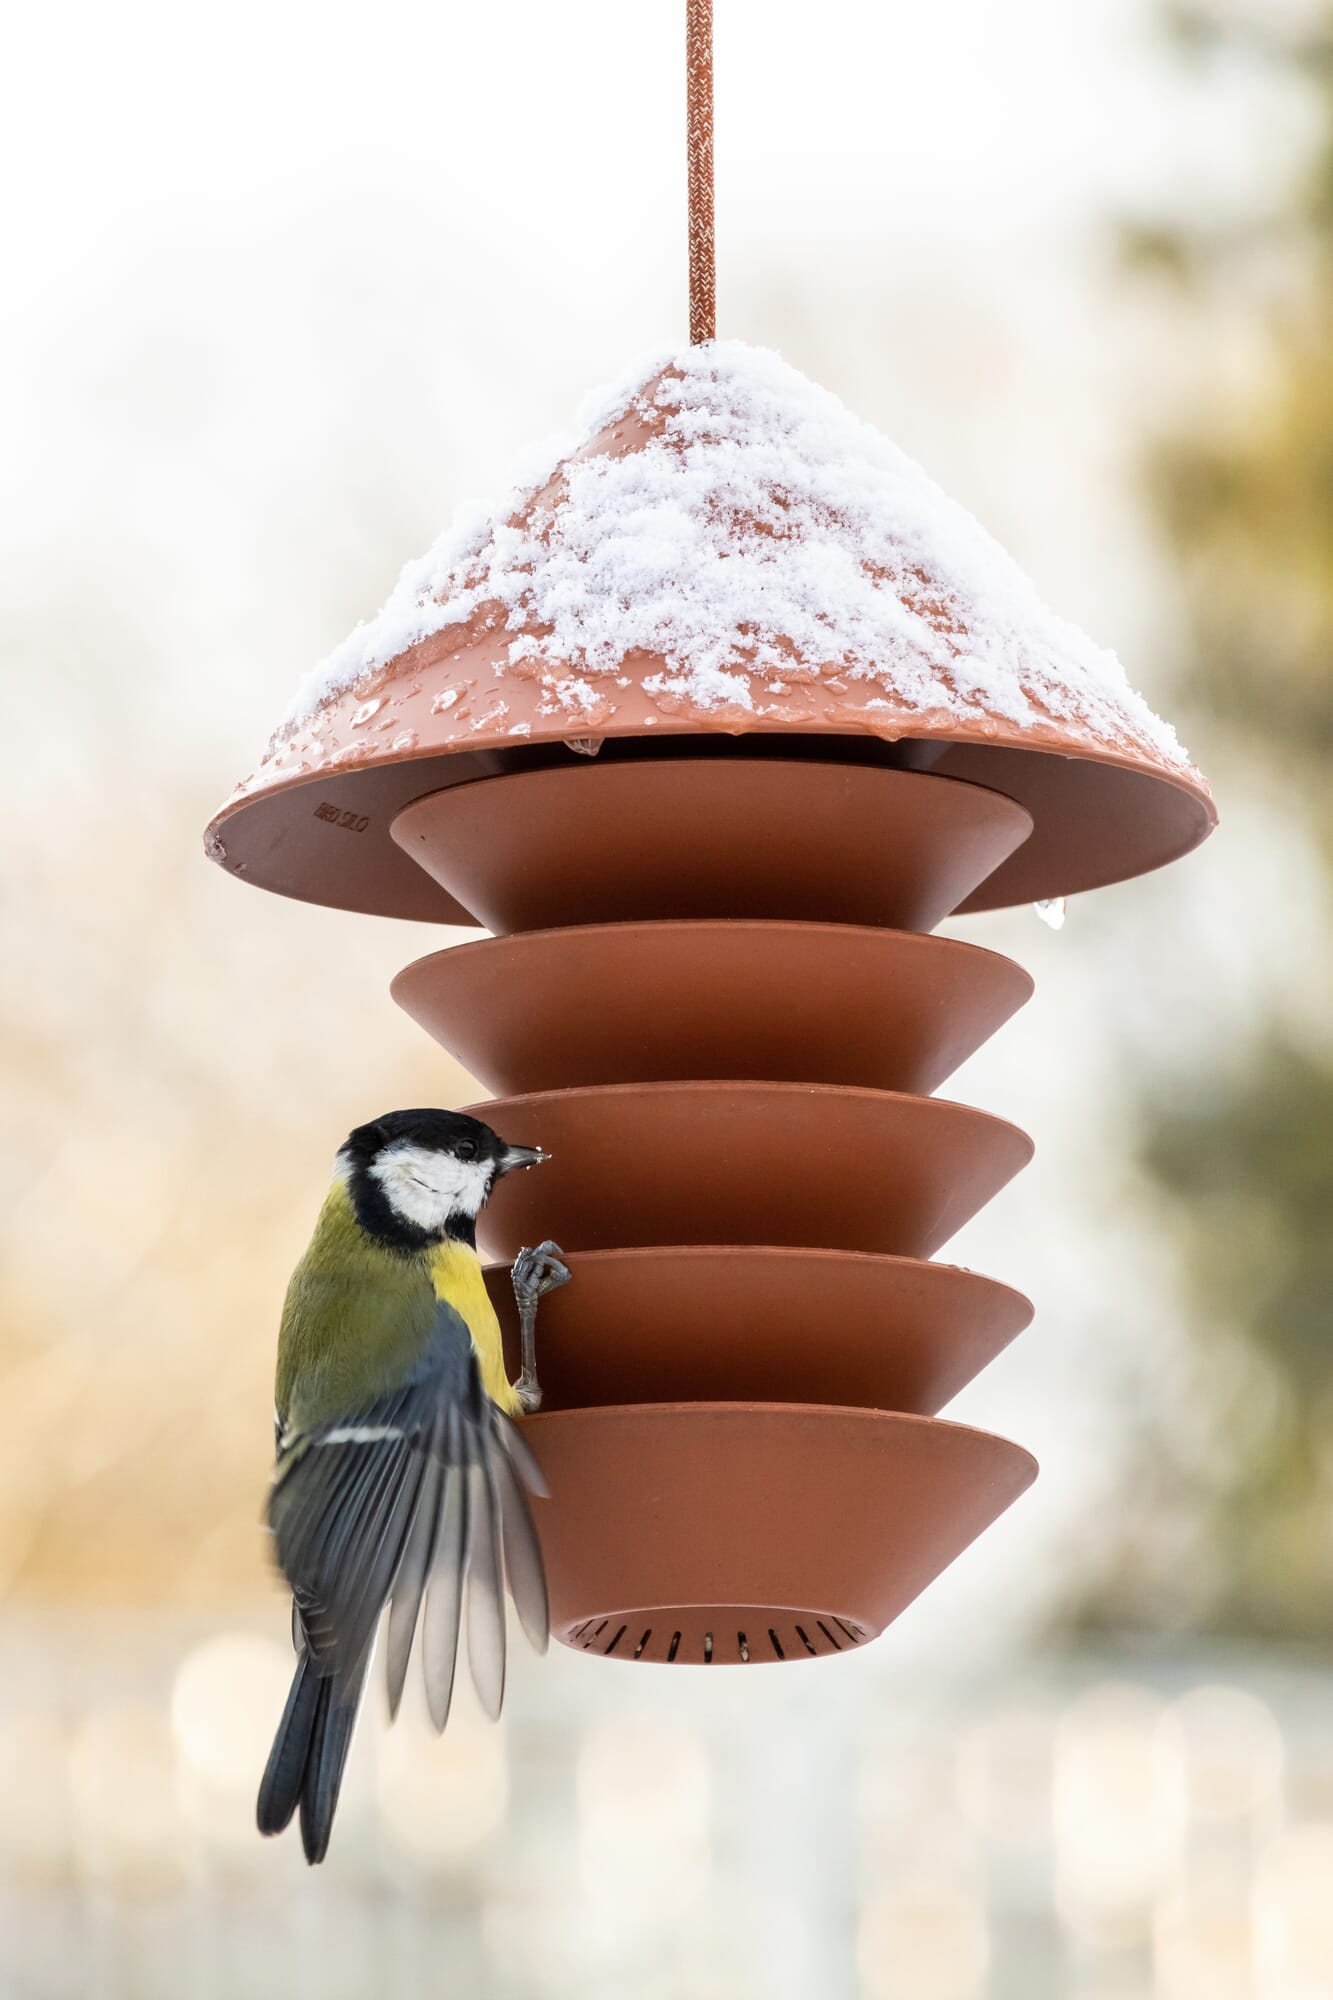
[257,1649,321,1838]
[256,1649,365,1864]
[299,1662,365,1866]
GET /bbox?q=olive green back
[276,1180,437,1435]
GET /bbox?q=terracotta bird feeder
[206,4,1214,1661]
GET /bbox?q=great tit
[256,1107,570,1864]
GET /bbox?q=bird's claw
[511,1240,571,1309]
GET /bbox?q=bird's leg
[510,1240,570,1414]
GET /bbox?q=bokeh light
[859,1876,990,2000]
[956,1704,1056,1848]
[0,1710,73,1888]
[376,1694,509,1874]
[577,1714,713,1956]
[1053,1683,1187,1946]
[171,1629,297,1866]
[1163,1685,1283,1832]
[1154,1868,1256,2000]
[68,1703,187,1897]
[1254,1822,1333,2000]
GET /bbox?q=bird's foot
[511,1241,570,1418]
[511,1240,571,1310]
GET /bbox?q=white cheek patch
[370,1143,493,1231]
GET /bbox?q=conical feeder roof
[205,341,1214,922]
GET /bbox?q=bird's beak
[497,1143,549,1176]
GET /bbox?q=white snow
[643,664,755,712]
[278,340,1190,767]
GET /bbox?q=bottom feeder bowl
[522,1403,1037,1665]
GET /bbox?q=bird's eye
[455,1136,479,1162]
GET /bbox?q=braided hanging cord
[686,0,715,343]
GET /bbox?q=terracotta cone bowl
[522,1404,1038,1664]
[471,1081,1033,1262]
[485,1247,1032,1416]
[395,921,1033,1098]
[390,761,1034,934]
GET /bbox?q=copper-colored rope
[686,0,715,343]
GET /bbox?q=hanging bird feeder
[206,3,1214,1666]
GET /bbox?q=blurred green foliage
[1073,5,1333,1642]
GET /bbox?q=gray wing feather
[464,1458,507,1722]
[268,1300,548,1729]
[495,1447,550,1653]
[322,1445,422,1676]
[283,1435,421,1687]
[384,1440,442,1719]
[422,1442,469,1731]
[496,1411,549,1499]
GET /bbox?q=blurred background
[3,0,1332,1992]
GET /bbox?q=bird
[255,1106,571,1864]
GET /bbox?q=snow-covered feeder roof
[206,341,1214,921]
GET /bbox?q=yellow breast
[429,1240,520,1417]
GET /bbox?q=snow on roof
[280,339,1189,767]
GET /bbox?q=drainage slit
[667,1631,681,1663]
[604,1624,628,1655]
[737,1631,749,1662]
[769,1629,785,1660]
[704,1631,713,1663]
[795,1625,817,1656]
[633,1628,652,1660]
[817,1619,842,1651]
[834,1618,861,1645]
[571,1619,593,1641]
[591,1618,609,1639]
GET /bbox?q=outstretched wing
[267,1299,549,1727]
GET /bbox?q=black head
[337,1107,546,1250]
